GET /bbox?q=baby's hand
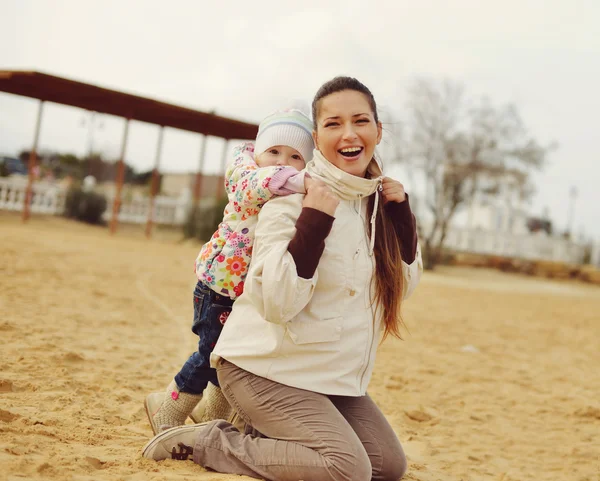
[303,173,315,193]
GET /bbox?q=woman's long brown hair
[312,76,405,340]
[367,193,404,340]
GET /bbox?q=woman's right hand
[303,179,339,216]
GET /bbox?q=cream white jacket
[211,150,423,396]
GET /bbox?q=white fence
[592,244,600,267]
[101,196,189,226]
[0,177,202,226]
[0,178,67,215]
[1,177,595,265]
[438,224,587,265]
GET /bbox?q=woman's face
[313,90,382,177]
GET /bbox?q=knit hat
[254,109,314,163]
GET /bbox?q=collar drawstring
[355,195,363,253]
[369,179,383,256]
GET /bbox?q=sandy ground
[1,212,599,481]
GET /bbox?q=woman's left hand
[381,177,406,204]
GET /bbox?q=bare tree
[397,79,551,270]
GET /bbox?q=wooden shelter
[0,70,258,234]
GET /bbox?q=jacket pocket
[207,302,233,326]
[286,317,343,345]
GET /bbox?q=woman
[143,76,423,481]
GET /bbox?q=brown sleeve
[287,207,335,279]
[384,194,418,264]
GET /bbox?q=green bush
[64,188,107,225]
[184,197,229,242]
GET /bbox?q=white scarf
[306,149,384,255]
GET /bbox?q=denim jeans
[174,281,234,395]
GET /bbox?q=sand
[1,212,599,481]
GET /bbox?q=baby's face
[255,145,305,171]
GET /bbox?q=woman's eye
[357,118,369,124]
[324,122,338,128]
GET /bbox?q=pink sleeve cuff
[269,168,305,195]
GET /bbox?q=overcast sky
[1,0,598,239]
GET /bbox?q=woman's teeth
[339,147,363,158]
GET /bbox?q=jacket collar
[306,149,384,256]
[306,149,383,201]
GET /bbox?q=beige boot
[145,380,202,435]
[189,382,232,423]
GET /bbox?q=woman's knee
[326,444,372,481]
[377,445,407,481]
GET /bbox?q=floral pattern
[194,142,289,299]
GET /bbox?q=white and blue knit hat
[254,109,314,162]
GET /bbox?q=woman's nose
[342,123,357,140]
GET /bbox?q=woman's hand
[381,177,406,204]
[303,179,339,216]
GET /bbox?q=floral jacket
[194,142,303,299]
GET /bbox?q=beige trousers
[191,359,407,481]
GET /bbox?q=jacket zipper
[354,194,376,393]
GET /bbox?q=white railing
[591,243,600,268]
[102,196,186,226]
[0,177,66,215]
[101,195,214,226]
[427,224,587,265]
[0,177,214,226]
[0,177,592,264]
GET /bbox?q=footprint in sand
[0,408,20,422]
[405,408,437,423]
[85,456,106,470]
[384,374,406,390]
[63,352,86,363]
[574,406,600,420]
[0,379,13,392]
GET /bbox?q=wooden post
[215,139,229,202]
[193,134,208,208]
[145,126,164,238]
[22,100,44,222]
[109,118,130,235]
